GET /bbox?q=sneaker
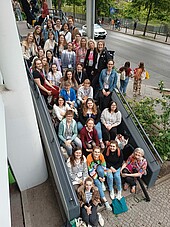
[116,191,122,200]
[98,213,104,226]
[105,201,112,211]
[110,190,115,200]
[100,141,105,149]
[102,182,106,191]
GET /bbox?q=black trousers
[101,123,117,141]
[98,91,112,111]
[122,168,136,187]
[81,204,98,226]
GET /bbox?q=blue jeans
[120,77,129,94]
[93,165,113,199]
[78,121,103,140]
[113,167,122,191]
[61,137,82,156]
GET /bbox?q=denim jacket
[99,68,118,92]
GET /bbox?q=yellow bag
[145,71,150,79]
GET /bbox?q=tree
[131,0,170,36]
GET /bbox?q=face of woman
[74,150,82,160]
[36,27,41,34]
[49,33,54,40]
[67,43,73,51]
[38,49,44,57]
[52,65,57,72]
[84,81,90,89]
[86,120,94,130]
[76,65,82,72]
[110,143,117,152]
[111,102,117,112]
[42,58,47,65]
[89,41,94,49]
[87,100,94,109]
[81,39,86,47]
[66,114,73,122]
[134,151,143,160]
[35,60,42,70]
[75,34,81,41]
[64,24,68,31]
[46,52,52,59]
[58,98,64,106]
[93,149,101,160]
[85,180,93,191]
[47,21,52,28]
[60,36,64,42]
[67,71,73,79]
[98,42,104,51]
[28,34,33,42]
[107,61,114,70]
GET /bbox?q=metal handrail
[25,61,80,221]
[116,87,163,164]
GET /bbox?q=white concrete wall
[0,96,11,227]
[0,0,48,191]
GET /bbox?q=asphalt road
[104,30,170,89]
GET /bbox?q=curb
[103,25,170,46]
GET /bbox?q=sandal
[131,186,136,193]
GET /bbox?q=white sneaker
[98,213,104,226]
[105,201,112,211]
[110,189,115,200]
[116,190,122,200]
[102,182,106,191]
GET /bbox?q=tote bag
[112,197,128,215]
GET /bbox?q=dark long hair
[70,147,84,167]
[108,101,118,113]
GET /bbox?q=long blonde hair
[82,98,97,116]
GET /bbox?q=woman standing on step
[104,140,123,200]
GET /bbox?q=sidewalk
[103,23,170,45]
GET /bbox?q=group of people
[20,13,148,227]
[67,145,147,226]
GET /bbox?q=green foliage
[129,92,170,160]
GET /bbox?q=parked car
[80,24,107,39]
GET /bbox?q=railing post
[154,31,157,39]
[125,26,128,34]
[165,33,169,42]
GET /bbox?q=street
[105,30,170,89]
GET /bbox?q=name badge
[104,83,109,89]
[80,58,84,63]
[89,60,93,66]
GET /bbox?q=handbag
[145,71,150,79]
[112,197,128,214]
[120,70,126,80]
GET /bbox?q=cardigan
[58,118,78,142]
[77,184,100,207]
[59,88,76,102]
[86,153,107,179]
[80,126,99,149]
[78,107,101,126]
